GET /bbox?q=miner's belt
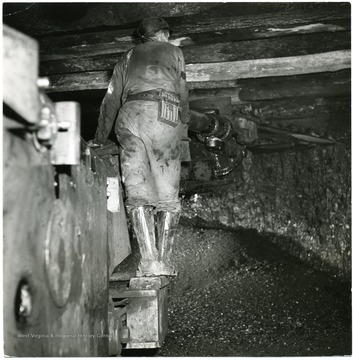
[126,89,180,105]
[126,89,181,128]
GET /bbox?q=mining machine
[3,25,257,356]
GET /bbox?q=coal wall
[182,145,351,279]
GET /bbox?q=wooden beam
[189,81,240,91]
[186,50,351,82]
[175,7,349,39]
[189,70,351,104]
[38,7,350,60]
[184,31,350,64]
[47,70,350,111]
[4,3,219,37]
[47,71,111,92]
[192,75,351,109]
[39,20,350,62]
[45,50,351,93]
[41,54,122,76]
[40,31,350,76]
[6,3,350,37]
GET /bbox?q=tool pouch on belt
[126,89,181,128]
[158,91,180,128]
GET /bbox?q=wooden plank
[183,31,350,63]
[45,71,240,92]
[47,71,350,114]
[45,51,351,93]
[190,70,351,103]
[186,50,351,82]
[6,3,350,37]
[10,2,345,35]
[189,80,239,91]
[235,70,351,102]
[174,7,349,37]
[39,19,350,61]
[40,31,350,76]
[39,19,350,62]
[39,16,350,63]
[4,3,219,37]
[47,71,112,92]
[38,6,349,52]
[41,53,122,75]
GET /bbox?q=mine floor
[121,226,351,357]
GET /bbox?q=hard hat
[137,17,170,38]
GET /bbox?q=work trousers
[115,100,183,212]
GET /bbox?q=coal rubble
[157,225,351,357]
[119,224,351,357]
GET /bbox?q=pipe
[187,109,213,134]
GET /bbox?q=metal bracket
[51,102,81,165]
[107,177,120,213]
[110,277,169,350]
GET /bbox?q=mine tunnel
[3,2,351,357]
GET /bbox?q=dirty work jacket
[94,39,189,212]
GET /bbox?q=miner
[89,17,189,277]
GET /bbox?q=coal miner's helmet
[137,17,171,39]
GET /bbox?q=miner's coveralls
[95,39,188,212]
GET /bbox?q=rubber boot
[129,206,160,277]
[156,210,181,276]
